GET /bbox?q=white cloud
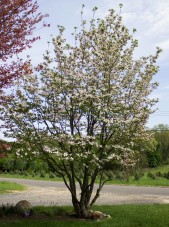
[157,39,169,50]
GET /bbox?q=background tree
[137,137,160,168]
[0,6,161,218]
[153,124,169,164]
[0,0,48,89]
[0,139,11,151]
[0,139,12,171]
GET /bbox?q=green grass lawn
[109,175,169,186]
[0,172,63,181]
[0,204,169,227]
[107,164,169,186]
[149,164,169,174]
[0,164,169,187]
[0,181,26,194]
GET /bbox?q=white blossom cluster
[0,7,161,180]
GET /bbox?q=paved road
[0,177,169,206]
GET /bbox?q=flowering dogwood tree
[0,7,161,218]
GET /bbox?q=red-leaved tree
[0,0,48,89]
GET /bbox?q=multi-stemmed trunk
[72,197,90,218]
[66,169,103,218]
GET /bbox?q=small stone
[92,210,111,220]
[15,200,32,215]
[92,211,105,220]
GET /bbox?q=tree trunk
[126,166,129,182]
[72,195,91,218]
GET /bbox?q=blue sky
[7,0,169,134]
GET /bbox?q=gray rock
[92,210,111,220]
[15,200,32,214]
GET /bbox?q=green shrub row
[0,170,58,179]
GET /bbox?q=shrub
[40,172,45,178]
[9,171,14,175]
[163,171,169,180]
[134,172,140,181]
[14,169,21,175]
[163,158,169,165]
[115,172,125,180]
[49,172,55,178]
[20,171,25,175]
[0,158,14,172]
[147,172,156,179]
[140,171,144,177]
[0,204,16,217]
[156,171,162,177]
[14,159,27,171]
[55,173,62,178]
[41,162,49,172]
[24,171,28,176]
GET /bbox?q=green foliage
[137,137,161,168]
[134,170,144,181]
[153,124,169,163]
[9,170,15,175]
[134,172,140,180]
[40,171,46,178]
[147,171,156,179]
[163,171,169,180]
[0,204,16,217]
[134,124,169,169]
[20,171,25,175]
[2,164,169,186]
[49,172,55,178]
[0,156,14,171]
[0,151,50,175]
[146,139,161,167]
[156,171,162,177]
[24,171,29,176]
[14,159,27,171]
[115,172,125,180]
[27,160,49,173]
[14,169,21,175]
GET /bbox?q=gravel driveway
[0,178,169,206]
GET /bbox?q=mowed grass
[109,173,169,187]
[106,164,169,186]
[0,204,169,227]
[0,164,169,187]
[0,181,26,194]
[0,172,169,187]
[149,164,169,174]
[0,173,62,181]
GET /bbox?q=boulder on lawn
[15,200,32,216]
[92,210,111,220]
